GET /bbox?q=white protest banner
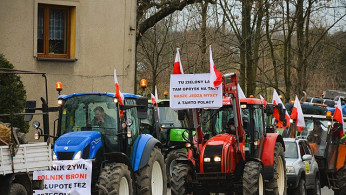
[170,73,222,109]
[33,159,92,195]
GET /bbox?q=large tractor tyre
[165,149,187,185]
[9,183,27,195]
[264,142,287,195]
[135,146,167,195]
[307,176,321,195]
[243,161,264,195]
[171,163,192,195]
[292,178,306,195]
[97,163,133,195]
[334,166,346,195]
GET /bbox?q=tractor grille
[57,152,74,160]
[203,145,223,173]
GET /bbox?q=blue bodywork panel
[54,131,102,160]
[327,104,346,116]
[58,92,138,100]
[131,134,155,171]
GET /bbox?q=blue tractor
[52,92,167,195]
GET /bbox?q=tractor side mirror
[265,104,274,116]
[136,97,148,119]
[178,110,187,121]
[24,100,36,122]
[277,103,286,122]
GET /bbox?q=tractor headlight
[127,129,132,138]
[204,157,211,163]
[286,166,295,173]
[73,151,82,160]
[53,152,57,161]
[214,156,221,162]
[57,99,64,106]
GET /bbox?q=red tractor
[171,73,287,194]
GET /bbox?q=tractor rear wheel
[165,149,187,185]
[264,142,287,195]
[9,183,27,195]
[135,146,167,195]
[243,161,264,195]
[334,166,346,195]
[171,163,192,195]
[97,163,133,195]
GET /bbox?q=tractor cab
[55,93,143,159]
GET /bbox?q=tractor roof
[58,92,139,100]
[222,97,264,106]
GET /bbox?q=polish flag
[290,95,305,132]
[151,93,157,105]
[272,89,290,129]
[151,86,159,105]
[114,69,124,117]
[237,84,246,99]
[173,48,184,74]
[333,98,345,137]
[260,95,267,108]
[209,46,223,87]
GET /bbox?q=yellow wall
[0,0,137,141]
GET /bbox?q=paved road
[168,187,334,195]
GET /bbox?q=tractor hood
[201,134,237,173]
[54,131,102,160]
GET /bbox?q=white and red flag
[272,89,290,129]
[173,48,184,74]
[151,86,159,105]
[209,46,223,87]
[290,95,305,132]
[260,95,267,108]
[334,98,345,137]
[114,69,125,117]
[151,93,157,105]
[237,83,246,99]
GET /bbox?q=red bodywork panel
[240,98,264,105]
[261,133,280,166]
[200,134,245,173]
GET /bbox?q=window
[37,4,75,59]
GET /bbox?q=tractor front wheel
[97,163,133,195]
[165,149,187,185]
[171,163,192,195]
[264,142,287,195]
[135,146,167,195]
[334,166,346,195]
[243,161,264,195]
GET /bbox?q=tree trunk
[200,1,208,73]
[244,0,253,97]
[251,0,264,97]
[296,0,304,97]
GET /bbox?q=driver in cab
[92,106,116,129]
[307,121,326,145]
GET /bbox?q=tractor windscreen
[158,107,184,128]
[304,118,330,156]
[200,106,235,136]
[59,95,118,135]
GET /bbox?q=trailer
[0,143,51,194]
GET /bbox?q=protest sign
[33,159,92,195]
[170,73,222,109]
